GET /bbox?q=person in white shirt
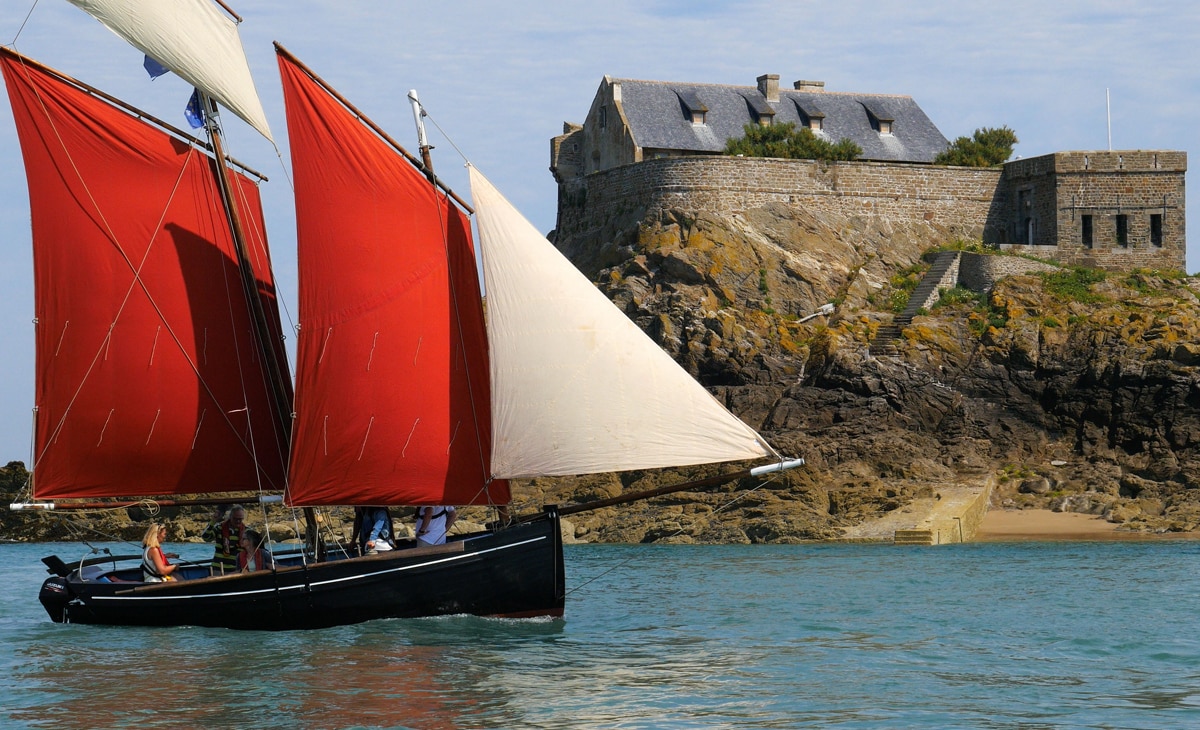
[415,505,457,545]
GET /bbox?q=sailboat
[5,1,801,630]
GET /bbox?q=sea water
[2,540,1199,729]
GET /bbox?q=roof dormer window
[676,89,709,126]
[861,101,894,135]
[742,92,776,127]
[794,99,825,133]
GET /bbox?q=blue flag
[143,55,169,79]
[184,90,205,129]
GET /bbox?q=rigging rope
[9,0,39,47]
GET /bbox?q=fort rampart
[555,152,1186,272]
[556,156,1004,244]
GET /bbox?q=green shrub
[933,285,983,309]
[934,126,1018,167]
[725,122,862,161]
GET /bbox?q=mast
[200,94,293,448]
[200,90,321,551]
[408,89,435,180]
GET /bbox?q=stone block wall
[927,479,994,544]
[554,156,1004,244]
[958,252,1060,292]
[553,151,1185,274]
[1000,151,1186,271]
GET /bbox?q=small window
[676,89,708,126]
[878,120,892,135]
[599,105,607,130]
[1116,214,1129,247]
[1150,214,1163,247]
[795,100,825,132]
[1081,215,1093,248]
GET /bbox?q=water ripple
[2,541,1200,728]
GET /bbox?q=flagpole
[1106,88,1112,151]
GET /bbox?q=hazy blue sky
[1,0,1197,463]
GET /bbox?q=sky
[1,0,1198,464]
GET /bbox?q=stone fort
[551,74,1186,272]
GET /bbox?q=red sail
[278,53,507,507]
[1,50,290,499]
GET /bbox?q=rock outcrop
[533,202,1200,542]
[6,202,1200,544]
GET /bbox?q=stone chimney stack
[794,79,826,92]
[757,74,780,103]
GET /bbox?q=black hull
[38,512,565,631]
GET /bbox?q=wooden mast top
[273,43,473,214]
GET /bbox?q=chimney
[756,74,780,103]
[794,79,825,92]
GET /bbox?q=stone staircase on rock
[869,251,961,357]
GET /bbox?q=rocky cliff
[528,201,1200,542]
[6,203,1200,545]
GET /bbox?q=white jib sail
[469,166,776,479]
[65,0,273,141]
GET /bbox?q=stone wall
[1000,151,1186,271]
[957,252,1060,292]
[553,151,1186,274]
[927,479,994,545]
[555,156,1004,244]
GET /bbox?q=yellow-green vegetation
[997,463,1036,484]
[932,285,983,310]
[881,261,930,313]
[1039,267,1108,303]
[932,238,992,254]
[1122,268,1188,296]
[900,322,968,357]
[967,298,1009,338]
[776,320,812,355]
[756,267,775,314]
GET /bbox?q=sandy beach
[977,508,1195,541]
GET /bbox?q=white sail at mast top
[64,0,273,141]
[469,166,777,479]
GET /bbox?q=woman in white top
[415,506,457,545]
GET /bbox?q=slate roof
[614,78,948,163]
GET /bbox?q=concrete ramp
[839,479,994,545]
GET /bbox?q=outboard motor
[38,576,71,623]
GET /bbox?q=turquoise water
[2,540,1199,728]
